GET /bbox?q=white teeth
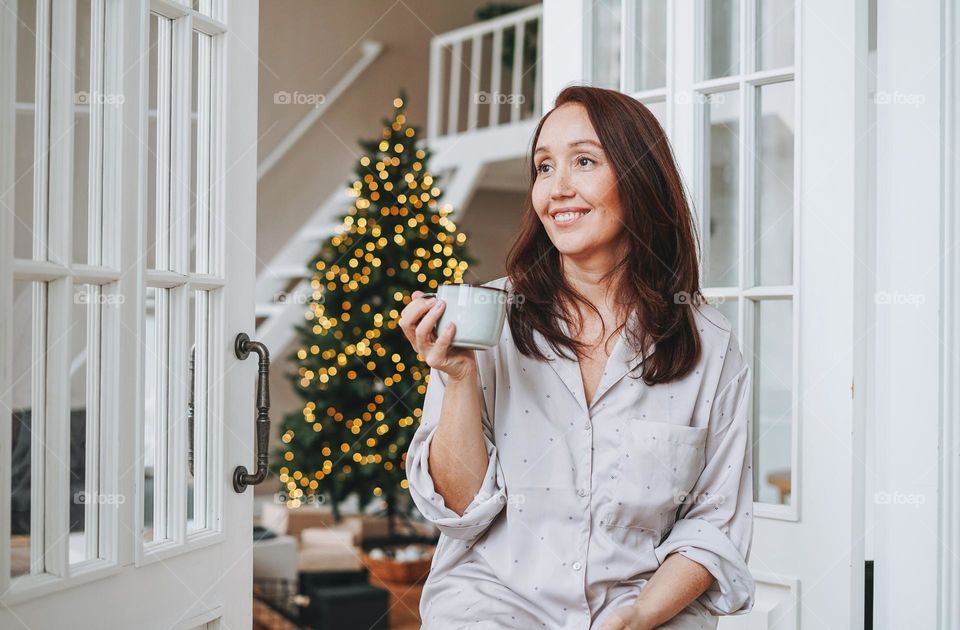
[553,211,587,224]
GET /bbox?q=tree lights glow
[269,91,477,530]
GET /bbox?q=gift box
[298,543,364,573]
[260,502,337,541]
[299,582,390,630]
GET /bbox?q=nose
[550,164,574,200]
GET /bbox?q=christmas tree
[272,90,477,537]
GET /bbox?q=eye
[577,156,595,167]
[536,162,552,175]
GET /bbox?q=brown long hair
[504,85,705,385]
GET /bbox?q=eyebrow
[534,139,603,156]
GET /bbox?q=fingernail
[432,300,443,309]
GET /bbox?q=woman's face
[531,102,627,264]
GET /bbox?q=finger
[412,290,423,298]
[426,321,456,364]
[414,298,445,351]
[400,295,437,344]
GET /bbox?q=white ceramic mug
[421,283,509,349]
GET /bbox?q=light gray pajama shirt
[405,275,755,629]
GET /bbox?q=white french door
[1,0,258,627]
[543,0,867,627]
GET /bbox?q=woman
[399,85,755,630]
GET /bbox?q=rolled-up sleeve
[405,365,507,542]
[654,361,755,616]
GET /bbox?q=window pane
[143,286,169,542]
[11,280,45,577]
[631,0,667,91]
[148,13,172,270]
[591,0,622,89]
[192,0,212,15]
[755,81,794,287]
[640,99,666,132]
[704,0,739,79]
[187,290,210,531]
[14,0,38,261]
[757,0,794,70]
[715,296,738,333]
[191,31,212,274]
[73,0,92,264]
[69,284,102,564]
[753,298,793,505]
[704,90,740,287]
[148,14,159,269]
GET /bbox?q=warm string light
[274,95,475,509]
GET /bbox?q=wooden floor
[367,572,423,629]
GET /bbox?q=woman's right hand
[399,290,478,382]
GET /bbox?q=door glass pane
[147,14,158,269]
[704,0,739,79]
[704,90,739,287]
[69,284,101,564]
[715,296,738,332]
[73,0,92,264]
[192,0,213,17]
[14,0,38,261]
[187,290,209,531]
[753,298,793,505]
[143,286,169,542]
[755,81,794,287]
[631,0,667,91]
[641,99,666,131]
[191,31,212,274]
[757,0,794,70]
[148,13,172,270]
[11,281,45,577]
[591,0,622,89]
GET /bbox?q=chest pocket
[602,419,708,537]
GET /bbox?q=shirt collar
[530,307,655,413]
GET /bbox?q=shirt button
[572,561,582,571]
[583,421,591,430]
[578,488,587,497]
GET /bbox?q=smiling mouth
[551,209,591,226]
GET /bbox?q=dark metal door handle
[233,333,271,493]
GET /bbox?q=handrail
[257,40,383,181]
[428,5,542,140]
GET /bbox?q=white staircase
[254,5,543,355]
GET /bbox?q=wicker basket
[360,544,434,585]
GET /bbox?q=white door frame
[542,0,870,627]
[872,0,956,628]
[0,0,258,626]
